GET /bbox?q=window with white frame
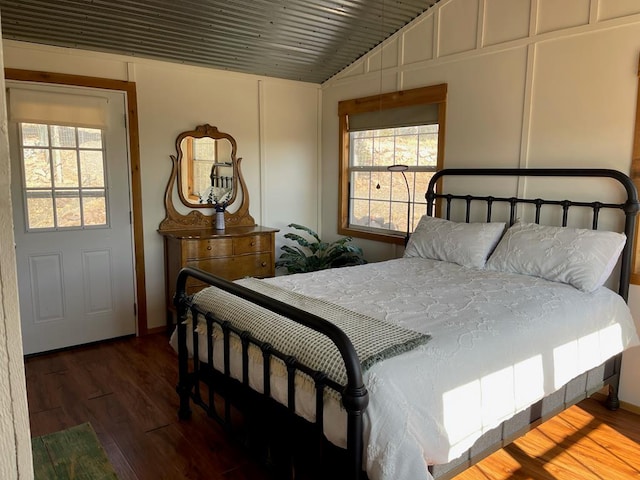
[19,122,108,230]
[338,84,447,244]
[349,124,439,238]
[9,87,111,231]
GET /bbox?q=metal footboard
[175,266,369,479]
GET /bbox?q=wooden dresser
[157,124,278,330]
[160,225,278,326]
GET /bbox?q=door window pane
[82,191,107,226]
[78,128,102,148]
[55,194,82,228]
[23,148,52,188]
[50,125,76,147]
[52,150,79,188]
[21,123,49,147]
[19,123,109,231]
[80,151,105,187]
[26,192,54,229]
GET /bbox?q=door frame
[5,68,149,335]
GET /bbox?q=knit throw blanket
[191,277,430,392]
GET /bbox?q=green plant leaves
[275,223,366,274]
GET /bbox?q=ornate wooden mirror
[159,124,255,231]
[177,125,236,208]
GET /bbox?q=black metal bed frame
[175,168,639,480]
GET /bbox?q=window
[19,122,108,230]
[183,136,234,204]
[338,84,447,244]
[184,136,216,202]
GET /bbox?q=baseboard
[591,392,640,415]
[145,325,168,335]
[620,400,640,415]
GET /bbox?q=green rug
[32,423,118,480]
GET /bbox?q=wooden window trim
[338,84,447,244]
[631,55,640,285]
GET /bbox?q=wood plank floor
[25,333,640,479]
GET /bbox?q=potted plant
[276,223,366,274]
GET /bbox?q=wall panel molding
[324,0,640,90]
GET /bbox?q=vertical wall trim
[433,2,442,59]
[316,87,323,235]
[398,33,405,73]
[394,30,402,89]
[519,0,540,200]
[477,0,487,49]
[628,54,640,280]
[258,80,266,226]
[126,62,136,82]
[517,42,538,197]
[589,0,600,24]
[529,0,540,37]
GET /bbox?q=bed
[172,168,640,480]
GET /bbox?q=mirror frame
[176,124,238,208]
[159,124,255,231]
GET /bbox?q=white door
[8,83,136,355]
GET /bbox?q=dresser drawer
[187,253,273,280]
[184,238,233,259]
[233,234,272,254]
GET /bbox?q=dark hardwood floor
[25,334,640,479]
[25,333,272,480]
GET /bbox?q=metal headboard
[426,168,640,300]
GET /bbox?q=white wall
[321,0,640,406]
[0,35,33,479]
[2,40,321,330]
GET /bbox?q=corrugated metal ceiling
[0,0,439,83]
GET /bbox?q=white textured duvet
[176,258,640,480]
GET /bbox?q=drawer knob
[207,245,212,250]
[261,262,267,267]
[250,241,256,246]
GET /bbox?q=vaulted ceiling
[0,1,439,84]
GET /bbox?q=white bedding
[174,257,640,480]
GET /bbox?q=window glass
[19,123,108,231]
[348,126,438,237]
[338,84,447,244]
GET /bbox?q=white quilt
[175,258,640,480]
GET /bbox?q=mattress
[172,257,640,480]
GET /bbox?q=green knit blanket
[191,277,430,390]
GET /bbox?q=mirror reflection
[180,136,234,207]
[175,124,238,209]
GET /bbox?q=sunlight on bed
[442,355,544,446]
[552,324,624,389]
[443,323,627,448]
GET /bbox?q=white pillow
[485,222,626,292]
[404,216,506,269]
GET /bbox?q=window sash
[19,123,109,231]
[338,84,447,245]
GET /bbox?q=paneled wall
[321,0,640,406]
[2,40,321,331]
